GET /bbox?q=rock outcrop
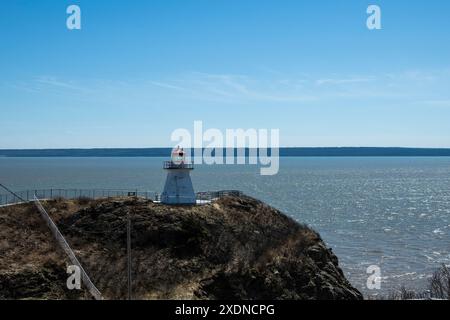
[0,196,362,300]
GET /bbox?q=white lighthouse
[160,147,196,205]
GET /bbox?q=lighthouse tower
[160,147,196,205]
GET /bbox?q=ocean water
[1,156,449,297]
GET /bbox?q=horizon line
[2,146,450,151]
[2,147,450,158]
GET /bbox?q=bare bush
[388,286,418,300]
[429,264,450,300]
[53,196,65,203]
[76,196,92,205]
[385,264,450,300]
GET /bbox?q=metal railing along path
[33,195,103,300]
[1,188,243,207]
[0,188,158,207]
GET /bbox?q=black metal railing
[0,188,243,207]
[195,190,243,201]
[0,189,158,206]
[163,161,194,169]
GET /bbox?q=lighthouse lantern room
[160,147,196,205]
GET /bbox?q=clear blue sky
[1,0,450,148]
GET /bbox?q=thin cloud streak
[7,68,450,108]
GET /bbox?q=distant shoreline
[1,147,450,157]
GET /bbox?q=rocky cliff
[0,195,362,300]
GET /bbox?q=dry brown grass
[0,201,90,299]
[76,196,92,205]
[1,196,361,300]
[0,203,62,271]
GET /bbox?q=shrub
[429,264,450,299]
[76,196,92,205]
[52,196,65,203]
[385,264,450,300]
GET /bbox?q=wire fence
[0,188,243,207]
[0,189,158,206]
[195,190,243,201]
[33,195,103,300]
